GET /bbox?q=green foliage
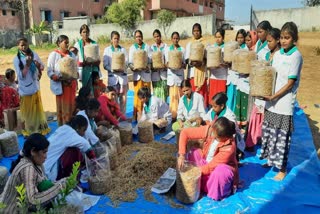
[0,202,6,209]
[16,184,28,213]
[106,0,146,35]
[27,21,51,35]
[97,35,111,45]
[57,161,80,206]
[157,10,176,38]
[304,0,320,6]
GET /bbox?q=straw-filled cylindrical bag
[58,56,78,79]
[235,50,257,74]
[250,60,269,73]
[250,65,276,97]
[111,52,125,72]
[138,121,154,143]
[118,121,133,146]
[0,131,19,157]
[206,46,222,68]
[152,51,165,69]
[189,42,205,62]
[84,44,100,63]
[224,41,239,63]
[175,162,201,204]
[168,50,183,69]
[133,50,148,70]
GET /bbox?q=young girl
[92,71,106,99]
[177,117,239,201]
[208,29,228,103]
[226,29,248,112]
[13,37,50,137]
[76,98,100,146]
[5,68,18,90]
[44,115,96,181]
[236,29,248,49]
[74,86,93,114]
[0,134,66,213]
[128,30,151,121]
[165,32,185,119]
[96,86,126,127]
[150,29,168,102]
[138,86,172,131]
[260,22,303,181]
[47,35,78,126]
[245,31,258,51]
[74,24,100,93]
[186,23,208,107]
[246,21,273,149]
[265,28,281,63]
[172,79,206,132]
[204,92,245,157]
[103,31,128,114]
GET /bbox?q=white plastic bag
[66,190,100,211]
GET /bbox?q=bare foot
[274,171,287,181]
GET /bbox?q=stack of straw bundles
[250,65,276,97]
[111,52,125,72]
[152,51,165,69]
[168,50,183,69]
[58,57,78,79]
[207,46,222,68]
[224,41,239,63]
[84,44,100,63]
[189,41,205,62]
[133,50,148,70]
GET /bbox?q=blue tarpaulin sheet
[1,90,320,213]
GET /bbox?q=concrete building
[0,0,21,31]
[119,0,225,27]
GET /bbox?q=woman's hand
[195,117,202,126]
[177,154,185,170]
[178,120,184,129]
[262,95,274,101]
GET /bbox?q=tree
[304,0,320,6]
[106,0,146,36]
[157,9,176,38]
[27,20,51,46]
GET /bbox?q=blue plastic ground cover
[1,90,320,214]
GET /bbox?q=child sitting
[92,71,106,99]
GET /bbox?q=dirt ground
[0,31,319,156]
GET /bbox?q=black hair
[235,29,247,41]
[257,20,272,32]
[86,98,100,111]
[92,71,100,80]
[215,28,225,39]
[10,133,49,173]
[171,31,180,38]
[56,35,69,46]
[76,86,91,111]
[281,22,299,42]
[153,29,162,37]
[80,24,90,34]
[111,31,120,39]
[106,86,116,93]
[180,79,192,88]
[68,115,88,131]
[212,92,228,106]
[137,86,152,99]
[5,68,15,80]
[268,28,281,40]
[16,37,33,71]
[134,30,143,39]
[192,23,202,35]
[213,117,236,138]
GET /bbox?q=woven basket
[111,52,125,72]
[168,50,183,69]
[224,41,239,63]
[84,44,100,63]
[133,50,148,70]
[207,46,222,68]
[250,65,276,97]
[189,42,204,62]
[58,57,78,79]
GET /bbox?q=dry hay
[105,141,176,205]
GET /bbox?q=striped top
[0,158,63,213]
